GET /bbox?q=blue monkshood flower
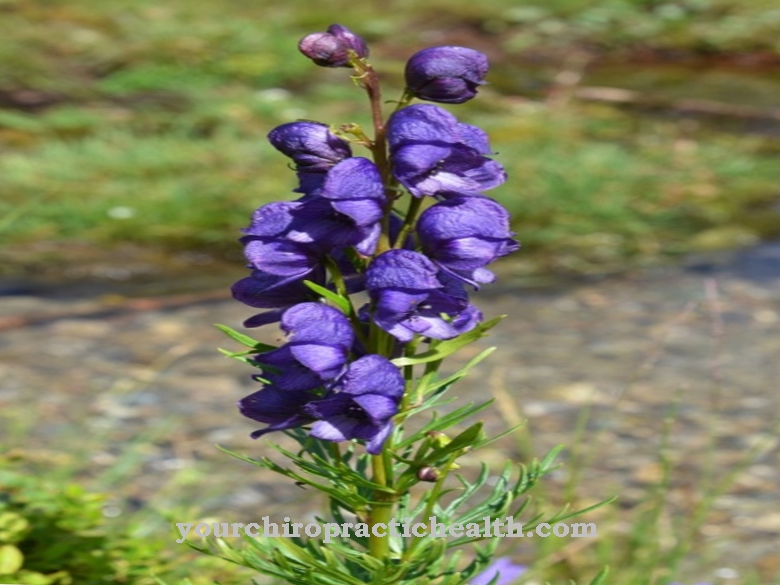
[386,104,506,197]
[365,249,482,342]
[241,157,385,259]
[267,121,352,194]
[231,266,326,328]
[240,202,322,280]
[417,195,519,286]
[405,46,489,104]
[254,303,355,390]
[305,355,404,454]
[470,558,527,585]
[284,157,385,255]
[239,386,317,439]
[298,24,369,68]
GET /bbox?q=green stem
[324,256,369,349]
[394,194,423,250]
[369,453,394,559]
[401,337,420,411]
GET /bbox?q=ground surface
[1,245,779,582]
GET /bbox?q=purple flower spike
[417,196,519,286]
[306,355,403,454]
[405,46,489,104]
[298,24,368,68]
[471,558,527,585]
[387,104,506,197]
[267,122,352,193]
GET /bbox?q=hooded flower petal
[238,386,317,438]
[417,196,519,285]
[387,104,506,197]
[268,122,351,171]
[303,355,403,453]
[281,302,353,347]
[253,345,324,391]
[241,201,299,238]
[320,157,385,226]
[366,250,481,341]
[244,239,320,279]
[366,249,442,291]
[338,354,404,398]
[267,121,351,193]
[231,267,326,327]
[253,303,354,384]
[405,46,489,104]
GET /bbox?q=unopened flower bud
[404,46,488,104]
[426,430,451,448]
[327,24,369,60]
[298,24,368,68]
[417,466,440,482]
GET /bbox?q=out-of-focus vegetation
[0,451,251,585]
[1,0,779,276]
[0,454,176,584]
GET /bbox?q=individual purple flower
[240,202,322,280]
[471,558,527,585]
[305,355,404,454]
[231,267,325,328]
[254,303,354,389]
[387,104,506,197]
[405,46,488,104]
[417,196,519,286]
[239,386,317,439]
[319,157,385,227]
[366,250,482,342]
[282,157,385,255]
[298,24,369,68]
[267,121,352,194]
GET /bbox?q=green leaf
[588,566,610,585]
[427,422,484,461]
[214,323,276,352]
[539,444,565,473]
[423,347,496,395]
[0,544,23,574]
[471,423,525,450]
[303,281,351,314]
[392,317,504,366]
[396,401,493,449]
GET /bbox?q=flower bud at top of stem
[298,24,369,68]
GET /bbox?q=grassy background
[1,0,779,277]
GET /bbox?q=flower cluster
[232,25,518,454]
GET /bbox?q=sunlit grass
[1,0,780,275]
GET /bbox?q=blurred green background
[2,2,780,584]
[1,0,779,280]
